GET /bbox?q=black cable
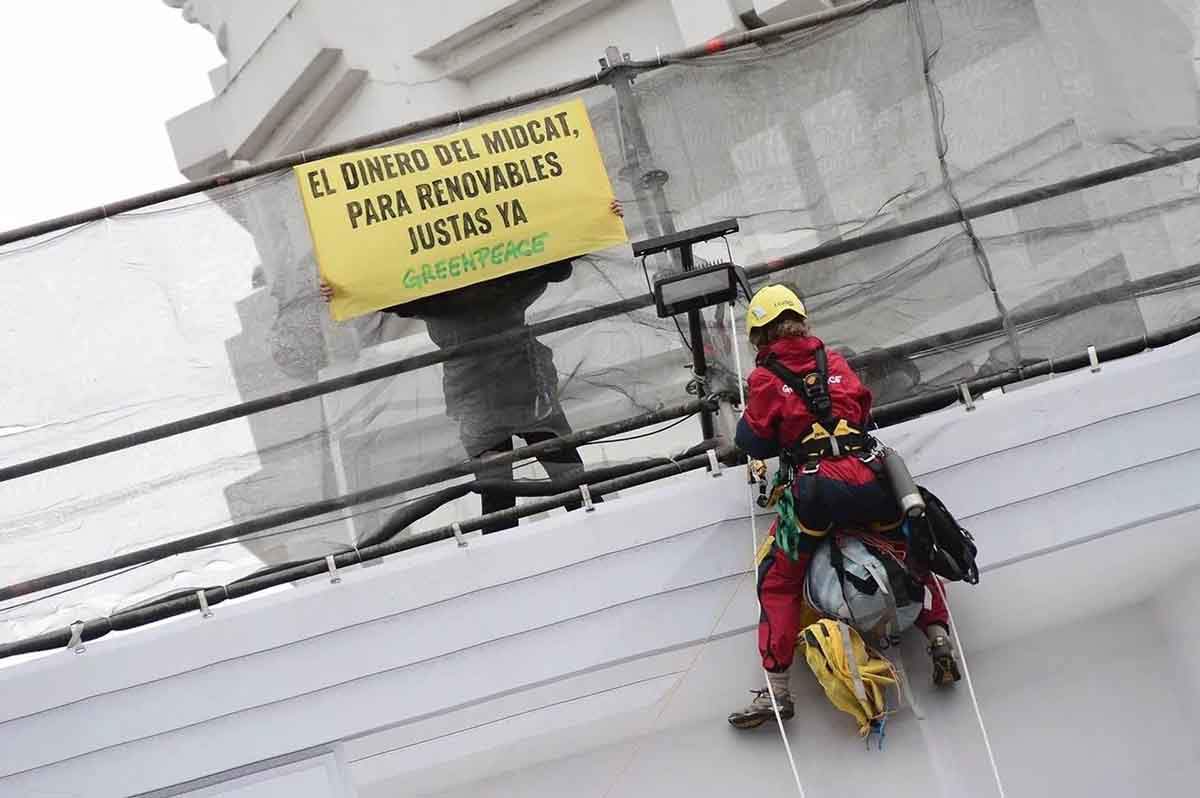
[579,413,698,446]
[171,467,509,560]
[0,447,732,660]
[639,255,693,350]
[0,565,150,614]
[0,435,679,611]
[0,478,482,614]
[4,140,1200,493]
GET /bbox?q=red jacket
[737,336,875,485]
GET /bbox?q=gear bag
[907,486,979,584]
[805,535,924,644]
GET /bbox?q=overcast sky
[0,3,221,232]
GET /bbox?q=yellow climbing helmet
[746,284,807,336]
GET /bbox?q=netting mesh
[1,0,1198,642]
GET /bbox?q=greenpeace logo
[402,233,550,289]
[778,375,840,394]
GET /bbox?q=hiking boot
[928,635,962,686]
[728,671,794,729]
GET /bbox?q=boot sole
[727,707,795,730]
[728,714,771,730]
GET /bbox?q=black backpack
[908,486,979,584]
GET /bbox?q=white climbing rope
[729,303,809,798]
[934,580,1009,798]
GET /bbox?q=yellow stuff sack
[801,618,898,737]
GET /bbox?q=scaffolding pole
[2,141,1199,486]
[0,398,714,603]
[0,445,734,660]
[0,0,903,247]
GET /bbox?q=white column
[753,0,834,26]
[668,0,745,48]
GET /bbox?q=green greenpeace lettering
[402,233,551,290]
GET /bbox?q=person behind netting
[727,284,961,731]
[321,199,625,534]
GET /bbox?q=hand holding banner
[295,98,628,321]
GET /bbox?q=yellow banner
[295,98,627,321]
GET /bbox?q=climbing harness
[760,347,879,475]
[754,345,890,560]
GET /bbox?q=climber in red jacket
[728,284,960,731]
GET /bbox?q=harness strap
[828,536,861,629]
[840,622,870,704]
[760,350,874,465]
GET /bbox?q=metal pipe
[0,446,732,660]
[0,294,654,484]
[625,0,907,65]
[677,244,716,439]
[849,260,1200,369]
[9,300,1200,613]
[743,139,1200,282]
[601,45,675,239]
[869,316,1200,427]
[4,202,1195,489]
[358,443,716,548]
[0,0,903,248]
[0,73,603,247]
[601,44,717,437]
[6,314,1200,657]
[0,0,1190,485]
[0,398,711,602]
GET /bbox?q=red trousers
[757,543,950,672]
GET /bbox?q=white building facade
[164,0,842,180]
[161,0,919,557]
[5,332,1200,797]
[2,2,1200,795]
[157,0,1200,557]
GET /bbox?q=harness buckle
[801,459,821,475]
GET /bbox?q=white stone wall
[163,2,895,176]
[164,0,758,176]
[5,333,1200,796]
[148,0,1200,565]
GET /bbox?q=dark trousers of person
[476,430,594,534]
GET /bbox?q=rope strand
[729,303,809,798]
[934,580,1008,798]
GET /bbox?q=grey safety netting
[0,84,700,644]
[1,0,1198,644]
[640,0,1200,402]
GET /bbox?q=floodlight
[653,262,739,318]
